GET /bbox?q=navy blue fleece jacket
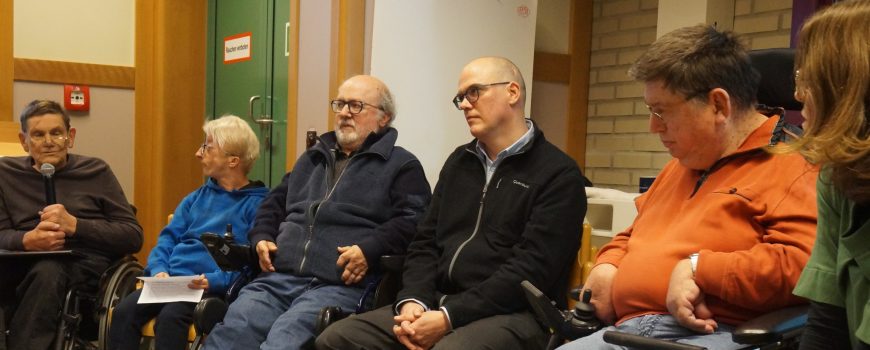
[247,128,431,286]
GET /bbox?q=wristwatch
[689,253,699,276]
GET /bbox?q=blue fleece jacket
[144,178,268,294]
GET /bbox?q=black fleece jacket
[396,125,587,328]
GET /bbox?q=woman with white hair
[108,115,269,350]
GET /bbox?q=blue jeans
[556,314,743,350]
[203,273,363,350]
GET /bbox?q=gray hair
[203,115,260,173]
[379,85,397,125]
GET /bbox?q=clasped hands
[22,204,78,251]
[392,302,450,350]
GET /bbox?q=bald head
[339,75,396,123]
[461,57,526,108]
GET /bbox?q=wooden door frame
[1,0,12,122]
[566,0,593,171]
[134,0,300,262]
[327,0,366,131]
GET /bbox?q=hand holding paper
[137,276,205,304]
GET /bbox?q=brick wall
[585,0,792,192]
[734,0,793,49]
[586,0,661,192]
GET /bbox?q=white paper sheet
[136,276,204,304]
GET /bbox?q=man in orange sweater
[558,25,818,349]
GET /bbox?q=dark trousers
[0,254,110,350]
[315,305,548,350]
[108,289,196,350]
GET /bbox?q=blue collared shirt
[474,119,535,184]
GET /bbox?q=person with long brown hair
[789,1,870,349]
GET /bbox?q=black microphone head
[40,163,56,177]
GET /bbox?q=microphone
[39,163,56,205]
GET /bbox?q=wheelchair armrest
[732,305,808,344]
[603,331,707,350]
[314,306,352,336]
[522,281,569,331]
[379,255,404,272]
[193,297,228,335]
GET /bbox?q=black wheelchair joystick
[223,224,235,243]
[520,280,603,343]
[567,289,602,336]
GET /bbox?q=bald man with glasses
[204,75,431,350]
[0,99,142,350]
[317,57,587,350]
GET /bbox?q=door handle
[255,117,274,125]
[284,22,290,57]
[255,96,274,126]
[248,95,261,123]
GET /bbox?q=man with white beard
[205,75,432,350]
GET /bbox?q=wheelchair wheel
[96,259,143,350]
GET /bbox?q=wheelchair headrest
[749,48,803,111]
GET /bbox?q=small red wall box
[64,85,90,111]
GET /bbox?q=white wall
[13,82,136,202]
[13,0,135,66]
[371,0,538,185]
[13,0,136,202]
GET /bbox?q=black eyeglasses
[330,100,384,114]
[452,82,511,110]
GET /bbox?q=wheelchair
[188,232,405,348]
[54,255,144,350]
[520,47,809,350]
[521,280,807,350]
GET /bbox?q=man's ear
[379,113,391,128]
[506,81,521,106]
[66,128,77,148]
[708,88,732,120]
[18,132,29,152]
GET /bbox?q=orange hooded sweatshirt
[597,115,818,326]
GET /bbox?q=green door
[207,0,289,187]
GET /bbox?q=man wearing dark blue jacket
[317,57,587,350]
[204,75,432,350]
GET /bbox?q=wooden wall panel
[134,0,207,262]
[566,1,593,171]
[0,121,20,142]
[328,0,366,131]
[13,59,134,88]
[1,0,12,121]
[533,52,571,84]
[286,0,300,169]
